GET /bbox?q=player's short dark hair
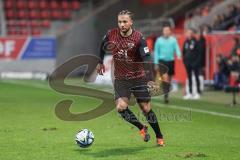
[162,24,171,30]
[118,10,134,20]
[162,23,172,29]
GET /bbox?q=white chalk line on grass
[2,80,240,120]
[152,102,240,120]
[0,80,50,90]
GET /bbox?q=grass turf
[0,80,240,160]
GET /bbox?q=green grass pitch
[0,79,240,160]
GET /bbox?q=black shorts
[159,60,175,76]
[114,78,151,103]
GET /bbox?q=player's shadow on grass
[75,146,147,157]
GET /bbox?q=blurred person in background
[154,25,181,104]
[183,28,201,100]
[201,24,211,34]
[229,55,240,76]
[227,55,240,86]
[196,28,206,74]
[214,54,230,90]
[226,4,238,20]
[213,15,223,30]
[231,37,240,56]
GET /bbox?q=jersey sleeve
[99,33,109,64]
[139,36,151,57]
[139,36,154,81]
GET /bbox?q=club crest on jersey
[127,43,135,49]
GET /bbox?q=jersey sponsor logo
[127,43,135,49]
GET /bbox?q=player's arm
[153,38,160,71]
[139,36,154,82]
[97,34,109,75]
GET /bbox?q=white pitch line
[152,102,240,120]
[0,80,50,90]
[2,80,240,120]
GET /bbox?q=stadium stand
[3,0,81,36]
[184,0,240,32]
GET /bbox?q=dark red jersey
[100,28,151,80]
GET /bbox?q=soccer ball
[75,129,94,148]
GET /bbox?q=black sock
[118,108,144,130]
[161,81,171,95]
[144,109,163,138]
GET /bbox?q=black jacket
[198,36,206,68]
[183,37,201,68]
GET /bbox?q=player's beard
[120,27,132,36]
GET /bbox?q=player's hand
[96,64,105,75]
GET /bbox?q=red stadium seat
[72,1,80,10]
[28,1,39,9]
[39,0,48,9]
[41,20,51,28]
[40,10,50,19]
[62,10,71,20]
[61,1,70,9]
[18,20,29,27]
[50,1,59,10]
[16,0,27,9]
[5,0,15,9]
[51,10,61,19]
[6,10,15,19]
[29,10,40,19]
[30,20,40,28]
[8,27,18,35]
[31,29,42,36]
[20,28,31,35]
[7,20,17,27]
[18,10,28,19]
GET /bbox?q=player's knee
[116,99,128,112]
[116,105,126,112]
[116,103,128,112]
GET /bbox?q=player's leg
[116,97,144,131]
[116,97,150,142]
[193,67,201,94]
[114,79,147,138]
[164,61,174,103]
[162,73,171,104]
[192,67,201,99]
[188,67,193,94]
[138,102,164,146]
[158,61,172,103]
[184,65,193,99]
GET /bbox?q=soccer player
[154,25,181,103]
[96,10,164,146]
